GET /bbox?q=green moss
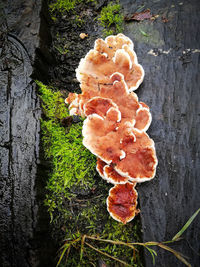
[49,0,94,14]
[55,45,69,55]
[53,34,70,55]
[37,81,143,266]
[98,1,124,36]
[55,180,143,266]
[49,0,78,13]
[37,81,69,120]
[37,81,96,222]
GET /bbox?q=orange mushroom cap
[96,158,107,179]
[134,103,152,132]
[82,108,123,164]
[96,158,129,184]
[76,33,144,93]
[107,182,139,224]
[84,96,118,118]
[115,128,158,182]
[104,164,129,184]
[66,73,151,132]
[83,104,157,182]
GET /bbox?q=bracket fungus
[67,73,152,132]
[76,33,144,92]
[65,34,158,224]
[107,182,139,224]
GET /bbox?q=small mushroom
[80,33,88,39]
[107,182,139,224]
[65,93,80,116]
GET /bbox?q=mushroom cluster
[66,34,157,224]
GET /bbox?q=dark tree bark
[0,1,54,266]
[122,0,200,266]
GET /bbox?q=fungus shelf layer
[66,33,157,224]
[107,182,139,224]
[96,158,129,184]
[76,34,144,92]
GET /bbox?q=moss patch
[37,81,96,221]
[98,1,124,36]
[49,0,94,14]
[37,81,143,266]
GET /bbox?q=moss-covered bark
[37,1,144,266]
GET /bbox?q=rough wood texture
[1,0,199,266]
[121,0,200,266]
[0,1,54,266]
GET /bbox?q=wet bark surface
[0,1,55,266]
[121,0,200,266]
[1,0,200,266]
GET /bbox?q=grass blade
[85,235,136,250]
[80,235,86,261]
[139,29,149,37]
[172,208,200,241]
[57,244,70,267]
[85,241,132,267]
[158,243,191,267]
[144,246,157,265]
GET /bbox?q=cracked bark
[0,1,55,266]
[122,0,200,266]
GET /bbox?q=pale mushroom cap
[80,33,88,39]
[76,34,144,92]
[66,72,151,132]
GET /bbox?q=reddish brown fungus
[134,104,152,132]
[96,158,107,179]
[83,114,157,182]
[82,110,123,164]
[104,164,129,184]
[107,182,139,224]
